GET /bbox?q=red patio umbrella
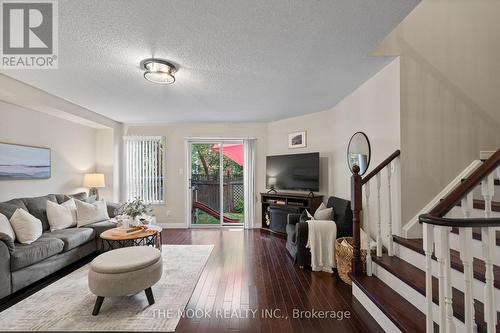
[213,144,243,166]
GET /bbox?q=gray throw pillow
[23,194,57,231]
[0,199,27,219]
[68,192,96,203]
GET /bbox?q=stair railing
[419,148,500,333]
[351,150,401,276]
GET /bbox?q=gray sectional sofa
[0,193,119,300]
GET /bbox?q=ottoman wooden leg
[145,287,155,305]
[92,296,105,316]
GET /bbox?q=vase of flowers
[116,198,153,225]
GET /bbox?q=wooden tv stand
[260,192,324,237]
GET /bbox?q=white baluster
[423,223,434,333]
[482,227,497,331]
[376,173,382,257]
[459,226,477,333]
[364,181,372,276]
[461,192,473,219]
[481,173,497,331]
[386,163,394,256]
[482,174,495,218]
[435,226,455,333]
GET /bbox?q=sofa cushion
[106,202,120,218]
[42,228,96,252]
[0,199,27,219]
[23,194,58,231]
[69,192,97,203]
[53,194,67,204]
[83,220,116,236]
[286,222,296,243]
[0,232,15,254]
[10,237,64,271]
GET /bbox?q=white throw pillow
[75,199,109,227]
[10,209,43,244]
[313,202,334,220]
[0,213,16,241]
[47,199,77,231]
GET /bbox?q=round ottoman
[88,246,162,315]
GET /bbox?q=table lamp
[83,173,105,200]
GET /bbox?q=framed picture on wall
[288,131,307,149]
[0,142,51,180]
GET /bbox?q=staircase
[349,149,500,333]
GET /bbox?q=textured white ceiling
[1,0,418,123]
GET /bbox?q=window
[124,136,165,204]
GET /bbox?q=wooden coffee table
[100,225,163,251]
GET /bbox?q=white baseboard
[157,222,188,229]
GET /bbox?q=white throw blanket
[306,220,337,272]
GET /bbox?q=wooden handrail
[362,150,401,185]
[429,148,500,217]
[419,214,500,228]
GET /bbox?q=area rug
[0,244,213,332]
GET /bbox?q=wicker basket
[335,237,367,285]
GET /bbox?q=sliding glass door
[188,141,244,227]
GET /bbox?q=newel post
[351,165,363,276]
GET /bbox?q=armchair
[285,196,353,267]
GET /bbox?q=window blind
[124,136,165,204]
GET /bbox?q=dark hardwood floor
[0,229,384,333]
[165,229,383,333]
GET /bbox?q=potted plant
[116,198,153,225]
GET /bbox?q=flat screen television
[266,152,320,192]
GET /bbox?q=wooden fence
[191,175,243,212]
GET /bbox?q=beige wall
[95,129,116,202]
[0,101,97,201]
[267,59,401,238]
[376,0,500,224]
[125,60,399,228]
[267,58,401,200]
[124,123,268,226]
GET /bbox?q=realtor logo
[1,0,58,68]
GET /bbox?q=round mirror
[347,132,371,176]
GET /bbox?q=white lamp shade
[83,173,105,188]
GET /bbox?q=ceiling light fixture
[141,58,176,84]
